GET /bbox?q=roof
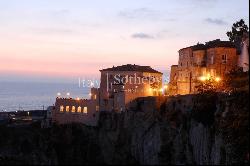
[100,64,162,74]
[179,39,236,52]
[205,39,235,49]
[191,44,207,51]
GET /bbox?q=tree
[195,78,224,94]
[226,19,249,43]
[196,79,216,94]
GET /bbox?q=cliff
[98,92,249,165]
[0,92,249,165]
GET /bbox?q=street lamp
[66,92,70,97]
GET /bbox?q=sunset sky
[0,0,249,83]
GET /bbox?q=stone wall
[52,98,99,126]
[99,70,163,111]
[170,45,238,95]
[207,47,238,76]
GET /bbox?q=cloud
[118,7,178,23]
[118,8,159,20]
[205,18,228,25]
[190,0,218,8]
[131,33,154,39]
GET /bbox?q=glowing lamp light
[206,74,211,80]
[215,77,221,82]
[57,92,61,96]
[199,76,207,81]
[159,88,164,92]
[27,111,30,116]
[164,85,168,89]
[66,92,70,96]
[76,97,80,101]
[89,93,92,96]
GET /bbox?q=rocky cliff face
[97,92,249,165]
[0,92,248,165]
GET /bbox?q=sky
[0,0,249,83]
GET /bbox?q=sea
[0,81,90,112]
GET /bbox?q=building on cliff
[52,88,100,126]
[99,64,163,112]
[52,64,163,125]
[169,39,239,95]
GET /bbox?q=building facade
[52,88,100,126]
[52,64,163,125]
[169,39,238,95]
[99,64,163,112]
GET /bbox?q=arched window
[83,107,88,114]
[66,106,70,112]
[72,106,76,113]
[96,106,99,112]
[60,105,64,112]
[77,106,82,113]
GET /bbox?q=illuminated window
[94,95,97,100]
[96,106,99,112]
[71,106,76,113]
[66,106,70,112]
[60,105,64,112]
[77,106,82,113]
[83,107,88,114]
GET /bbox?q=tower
[238,34,249,72]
